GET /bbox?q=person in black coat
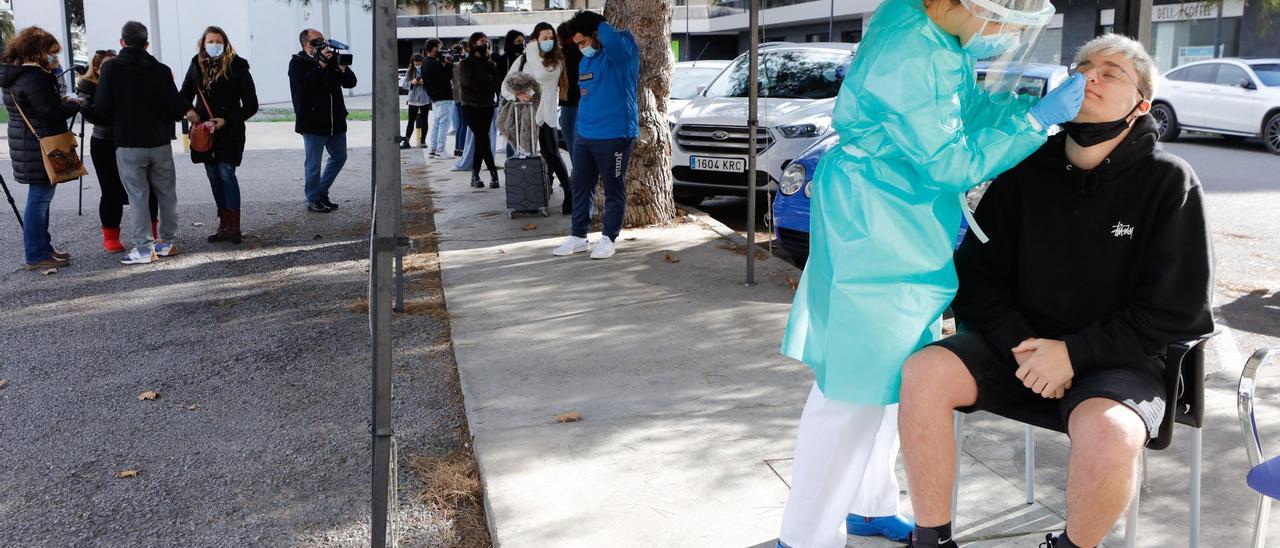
[94,21,201,265]
[0,26,81,270]
[288,28,357,213]
[78,49,158,254]
[179,26,259,244]
[457,32,505,189]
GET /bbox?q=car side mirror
[1240,79,1257,90]
[696,84,707,95]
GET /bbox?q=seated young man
[897,34,1215,548]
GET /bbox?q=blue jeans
[428,100,454,153]
[204,162,241,210]
[452,103,467,151]
[22,183,56,263]
[558,106,578,151]
[302,133,348,204]
[570,137,635,241]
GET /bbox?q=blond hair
[1074,34,1158,100]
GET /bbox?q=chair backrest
[986,335,1217,450]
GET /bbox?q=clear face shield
[959,0,1055,97]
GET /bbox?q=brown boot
[225,209,242,244]
[207,209,229,243]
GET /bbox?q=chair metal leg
[1250,493,1272,548]
[953,411,964,528]
[1123,482,1141,548]
[1190,427,1202,548]
[1024,425,1035,504]
[1141,450,1148,491]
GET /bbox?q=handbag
[189,88,216,153]
[13,96,88,185]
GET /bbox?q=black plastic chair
[951,334,1217,548]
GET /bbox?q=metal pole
[745,0,758,286]
[370,0,401,545]
[829,0,834,41]
[77,114,84,216]
[1213,2,1224,58]
[685,1,690,61]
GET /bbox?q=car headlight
[779,117,831,139]
[779,163,807,196]
[804,180,812,198]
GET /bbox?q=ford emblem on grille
[711,130,730,140]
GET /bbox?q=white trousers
[779,383,902,548]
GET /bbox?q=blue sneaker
[846,513,915,542]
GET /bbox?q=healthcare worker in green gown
[776,0,1086,546]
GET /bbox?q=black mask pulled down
[1060,102,1143,147]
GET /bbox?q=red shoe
[102,227,125,253]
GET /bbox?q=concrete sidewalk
[422,151,1280,547]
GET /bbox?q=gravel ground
[0,139,468,546]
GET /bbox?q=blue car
[772,63,1070,267]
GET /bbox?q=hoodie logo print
[1110,221,1135,239]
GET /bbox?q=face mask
[1060,102,1143,147]
[581,44,598,57]
[963,32,1019,60]
[539,40,554,53]
[476,44,489,56]
[205,43,225,58]
[414,63,422,69]
[515,42,524,49]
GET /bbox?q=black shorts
[929,331,1166,438]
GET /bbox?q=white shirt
[501,40,563,130]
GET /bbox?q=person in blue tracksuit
[550,10,638,261]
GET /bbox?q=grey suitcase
[504,102,550,218]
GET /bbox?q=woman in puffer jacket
[501,21,572,215]
[0,27,81,270]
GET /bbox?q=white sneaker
[154,241,177,257]
[590,236,616,259]
[121,248,156,265]
[552,236,589,256]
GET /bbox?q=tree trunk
[602,0,677,228]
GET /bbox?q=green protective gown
[780,0,1048,405]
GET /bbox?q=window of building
[1152,18,1241,72]
[840,29,862,44]
[806,33,830,43]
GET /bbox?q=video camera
[309,38,353,66]
[446,44,465,64]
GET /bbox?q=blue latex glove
[1029,73,1086,128]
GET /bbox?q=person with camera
[77,49,160,254]
[0,26,82,270]
[457,32,505,189]
[421,39,455,157]
[289,28,357,213]
[179,26,259,245]
[93,21,201,266]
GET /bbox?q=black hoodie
[92,47,190,148]
[287,50,358,136]
[951,114,1215,376]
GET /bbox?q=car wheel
[1265,112,1280,155]
[1150,103,1181,142]
[674,193,706,207]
